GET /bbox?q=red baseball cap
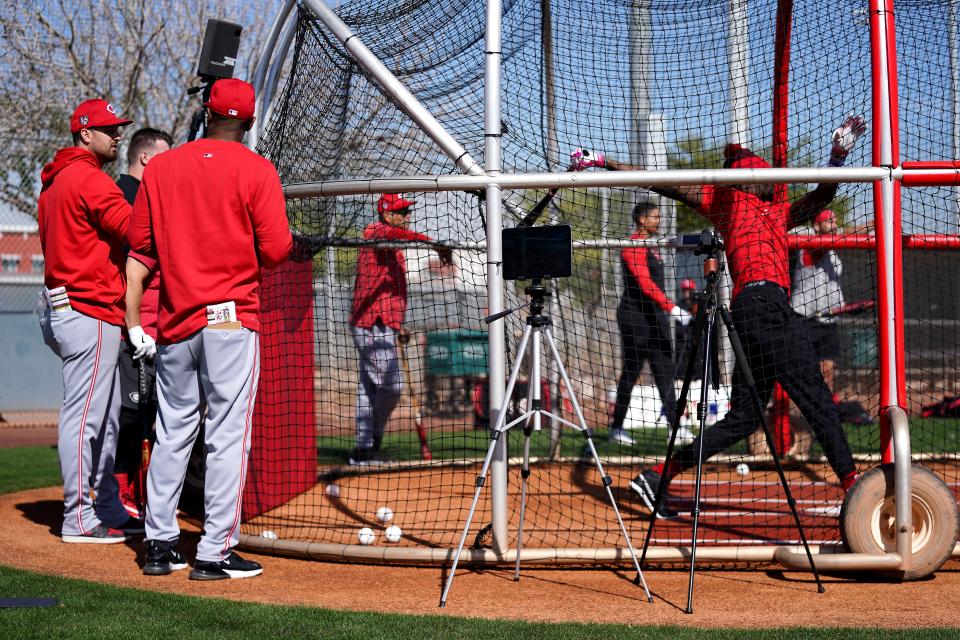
[723,143,771,170]
[204,78,256,120]
[680,278,697,290]
[377,193,416,214]
[814,209,835,224]
[70,99,133,134]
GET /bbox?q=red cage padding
[243,259,315,520]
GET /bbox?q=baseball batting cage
[235,0,960,580]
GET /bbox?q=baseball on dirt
[324,483,340,498]
[384,525,402,543]
[358,527,376,545]
[375,506,394,523]
[735,462,750,476]
[261,530,277,539]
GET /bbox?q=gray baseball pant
[145,327,260,563]
[351,324,402,450]
[38,304,124,536]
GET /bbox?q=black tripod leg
[717,306,825,593]
[684,309,715,615]
[639,290,710,570]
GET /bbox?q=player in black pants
[607,201,691,446]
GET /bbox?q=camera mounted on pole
[187,19,243,142]
[694,228,724,279]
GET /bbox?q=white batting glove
[670,306,693,327]
[570,148,606,171]
[129,325,157,361]
[829,114,867,166]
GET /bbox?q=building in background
[0,205,42,276]
[0,203,62,411]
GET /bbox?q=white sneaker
[608,428,635,446]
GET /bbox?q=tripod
[439,281,653,607]
[638,230,824,614]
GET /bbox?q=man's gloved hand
[670,306,693,327]
[570,148,606,171]
[829,114,867,166]
[129,325,157,361]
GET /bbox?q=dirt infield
[3,486,959,628]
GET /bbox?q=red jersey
[349,221,433,330]
[128,138,292,344]
[699,185,791,298]
[621,232,674,314]
[37,147,131,326]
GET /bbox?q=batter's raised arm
[789,115,867,228]
[571,148,706,210]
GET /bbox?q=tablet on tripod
[501,224,572,281]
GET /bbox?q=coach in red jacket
[126,78,291,580]
[37,99,136,543]
[347,194,451,465]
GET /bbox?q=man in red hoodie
[348,194,451,465]
[37,98,137,543]
[126,79,291,580]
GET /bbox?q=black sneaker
[189,552,263,581]
[143,540,188,576]
[349,447,392,466]
[61,524,128,544]
[629,469,678,520]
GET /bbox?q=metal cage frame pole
[870,0,913,571]
[249,0,296,149]
[484,0,510,555]
[260,12,299,131]
[951,1,960,228]
[728,0,751,146]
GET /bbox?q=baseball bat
[136,359,152,515]
[814,299,876,319]
[518,163,577,227]
[396,337,432,461]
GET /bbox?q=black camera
[501,224,573,281]
[694,228,724,257]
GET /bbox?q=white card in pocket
[206,301,237,326]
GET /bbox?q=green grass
[318,418,960,464]
[0,564,956,640]
[0,446,61,494]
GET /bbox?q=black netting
[241,0,959,559]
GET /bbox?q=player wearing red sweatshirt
[348,194,452,465]
[37,98,136,543]
[126,79,291,580]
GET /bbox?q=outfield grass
[317,417,960,464]
[1,446,956,638]
[0,446,61,493]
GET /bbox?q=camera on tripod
[694,228,724,257]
